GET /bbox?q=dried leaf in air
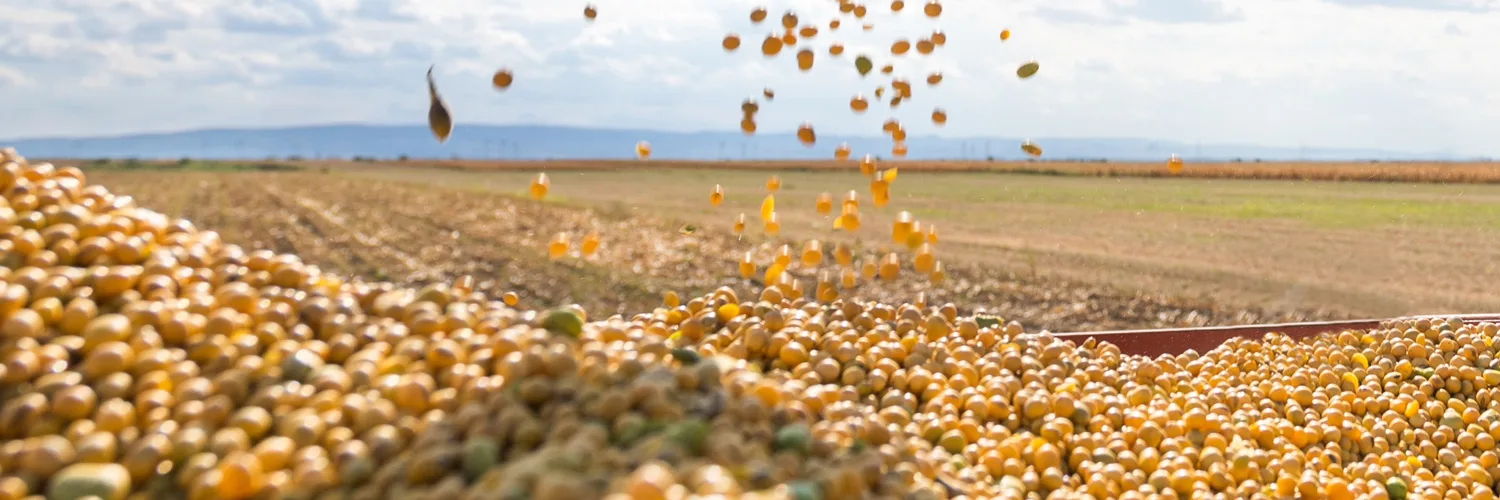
[854,55,873,76]
[426,65,452,144]
[1017,61,1040,79]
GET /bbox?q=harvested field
[89,170,1335,332]
[86,160,1500,323]
[276,158,1500,185]
[44,158,1500,184]
[328,164,1500,319]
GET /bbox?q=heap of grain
[4,148,1500,500]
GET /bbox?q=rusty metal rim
[1057,313,1500,338]
[1051,313,1500,357]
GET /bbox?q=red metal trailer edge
[1053,314,1500,357]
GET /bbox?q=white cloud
[0,0,1497,155]
[0,65,30,87]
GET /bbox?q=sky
[1,0,1499,155]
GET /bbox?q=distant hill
[0,124,1466,162]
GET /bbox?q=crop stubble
[346,165,1500,318]
[88,170,1338,332]
[283,159,1500,185]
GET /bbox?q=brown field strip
[87,170,1345,332]
[288,159,1500,184]
[46,157,1500,184]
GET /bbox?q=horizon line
[0,122,1420,155]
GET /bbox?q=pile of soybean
[4,150,1500,500]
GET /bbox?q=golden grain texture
[10,150,1500,500]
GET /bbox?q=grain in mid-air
[1021,140,1043,157]
[923,0,942,17]
[797,123,816,146]
[781,11,799,29]
[491,68,514,89]
[529,173,549,200]
[796,49,815,70]
[850,94,870,112]
[761,34,784,56]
